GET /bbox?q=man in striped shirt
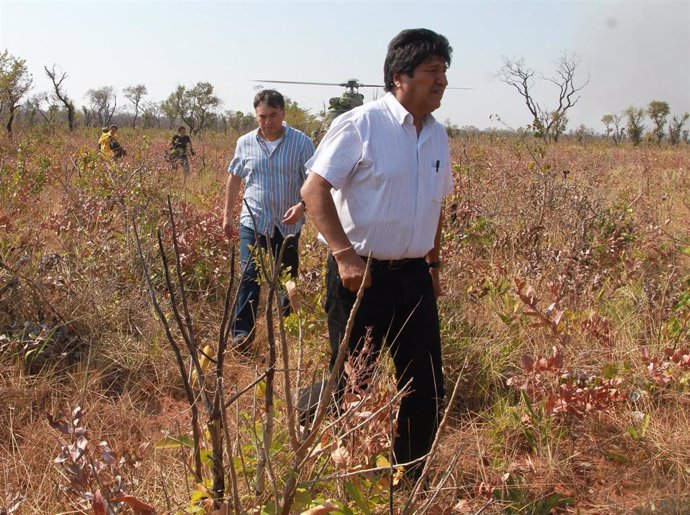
[223,89,315,348]
[301,28,454,479]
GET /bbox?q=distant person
[168,126,195,173]
[97,127,108,150]
[98,125,125,159]
[222,89,315,349]
[301,28,454,480]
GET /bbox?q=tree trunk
[5,104,16,137]
[67,103,75,131]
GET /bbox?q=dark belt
[361,256,425,271]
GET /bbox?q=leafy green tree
[0,50,33,136]
[123,84,147,128]
[283,97,319,136]
[222,110,256,135]
[444,118,460,138]
[647,100,670,145]
[161,86,183,128]
[668,112,689,145]
[625,106,645,146]
[162,82,220,134]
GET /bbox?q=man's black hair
[178,126,186,132]
[253,89,285,109]
[383,28,452,92]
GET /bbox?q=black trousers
[325,255,445,471]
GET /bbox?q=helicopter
[253,78,383,129]
[253,78,472,141]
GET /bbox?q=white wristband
[332,245,354,257]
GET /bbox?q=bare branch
[132,219,203,482]
[44,64,75,131]
[402,357,468,514]
[499,52,588,141]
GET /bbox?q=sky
[1,0,688,132]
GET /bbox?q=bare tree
[0,50,33,136]
[498,52,589,142]
[24,92,60,127]
[668,112,689,145]
[44,65,76,131]
[613,114,625,144]
[86,86,117,127]
[123,84,147,128]
[81,105,93,128]
[601,114,614,139]
[573,123,594,143]
[141,100,162,128]
[23,93,45,126]
[601,113,625,144]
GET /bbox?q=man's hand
[282,202,304,225]
[430,268,443,298]
[335,249,371,292]
[223,216,236,239]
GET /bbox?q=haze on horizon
[1,0,688,133]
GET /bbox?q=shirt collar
[255,123,289,143]
[382,92,436,128]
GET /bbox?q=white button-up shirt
[306,93,454,260]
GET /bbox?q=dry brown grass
[1,127,689,513]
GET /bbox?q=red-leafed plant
[509,346,626,417]
[47,406,155,514]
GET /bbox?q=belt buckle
[387,259,405,270]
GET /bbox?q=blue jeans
[233,224,299,339]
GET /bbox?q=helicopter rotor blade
[254,79,385,88]
[253,78,471,90]
[253,79,346,87]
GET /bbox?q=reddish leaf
[520,355,535,372]
[93,490,107,515]
[111,495,157,514]
[46,414,69,434]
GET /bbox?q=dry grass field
[1,127,689,514]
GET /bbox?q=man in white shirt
[301,28,453,479]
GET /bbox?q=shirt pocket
[430,159,447,204]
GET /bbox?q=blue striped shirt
[228,125,315,236]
